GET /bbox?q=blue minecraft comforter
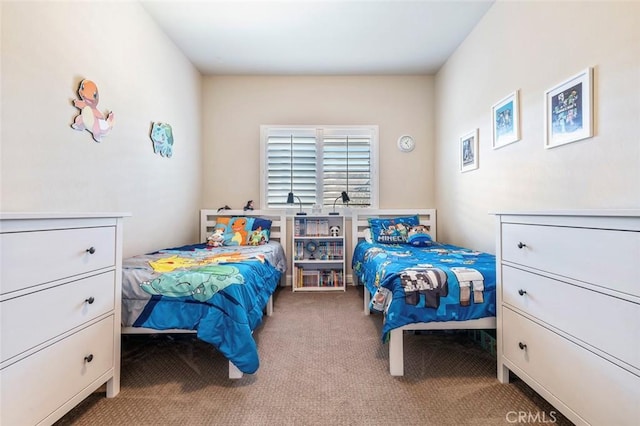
[352,241,496,342]
[122,242,286,374]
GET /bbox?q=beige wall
[435,0,640,253]
[5,1,637,261]
[202,75,435,285]
[201,75,435,211]
[0,1,203,257]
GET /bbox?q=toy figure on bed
[207,228,225,247]
[407,224,433,247]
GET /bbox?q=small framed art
[460,129,479,172]
[544,67,593,149]
[492,90,520,149]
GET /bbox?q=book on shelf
[318,219,329,236]
[295,266,343,288]
[294,241,305,260]
[295,218,333,237]
[305,219,318,237]
[294,218,305,237]
[302,269,320,287]
[316,241,344,260]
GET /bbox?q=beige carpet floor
[55,286,572,426]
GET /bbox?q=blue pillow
[368,216,419,244]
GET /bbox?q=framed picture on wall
[491,90,520,149]
[460,129,479,172]
[544,68,593,149]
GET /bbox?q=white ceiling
[141,0,494,75]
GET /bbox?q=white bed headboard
[200,209,287,247]
[351,209,437,253]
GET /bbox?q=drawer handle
[84,354,94,363]
[85,296,95,304]
[518,289,527,296]
[86,247,96,254]
[517,242,527,249]
[518,342,527,350]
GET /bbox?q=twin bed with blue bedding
[121,210,286,378]
[351,210,496,376]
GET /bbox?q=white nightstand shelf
[292,215,345,292]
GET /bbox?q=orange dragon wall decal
[71,79,114,142]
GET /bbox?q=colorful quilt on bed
[122,242,286,374]
[352,241,496,342]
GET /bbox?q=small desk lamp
[287,192,306,215]
[329,191,350,215]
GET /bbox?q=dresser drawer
[1,271,115,363]
[501,223,639,297]
[0,316,114,426]
[502,266,640,370]
[0,226,116,295]
[502,307,640,425]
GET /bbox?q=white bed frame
[351,209,496,376]
[122,209,287,379]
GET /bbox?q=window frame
[260,124,379,213]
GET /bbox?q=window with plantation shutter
[260,125,378,212]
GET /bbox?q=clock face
[398,135,415,152]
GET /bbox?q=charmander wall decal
[71,79,114,142]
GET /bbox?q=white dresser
[0,213,128,426]
[494,211,640,426]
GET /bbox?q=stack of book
[294,218,331,237]
[293,267,344,288]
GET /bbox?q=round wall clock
[397,135,415,152]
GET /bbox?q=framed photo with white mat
[460,129,479,172]
[544,67,593,149]
[491,90,520,149]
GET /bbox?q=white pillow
[363,227,373,243]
